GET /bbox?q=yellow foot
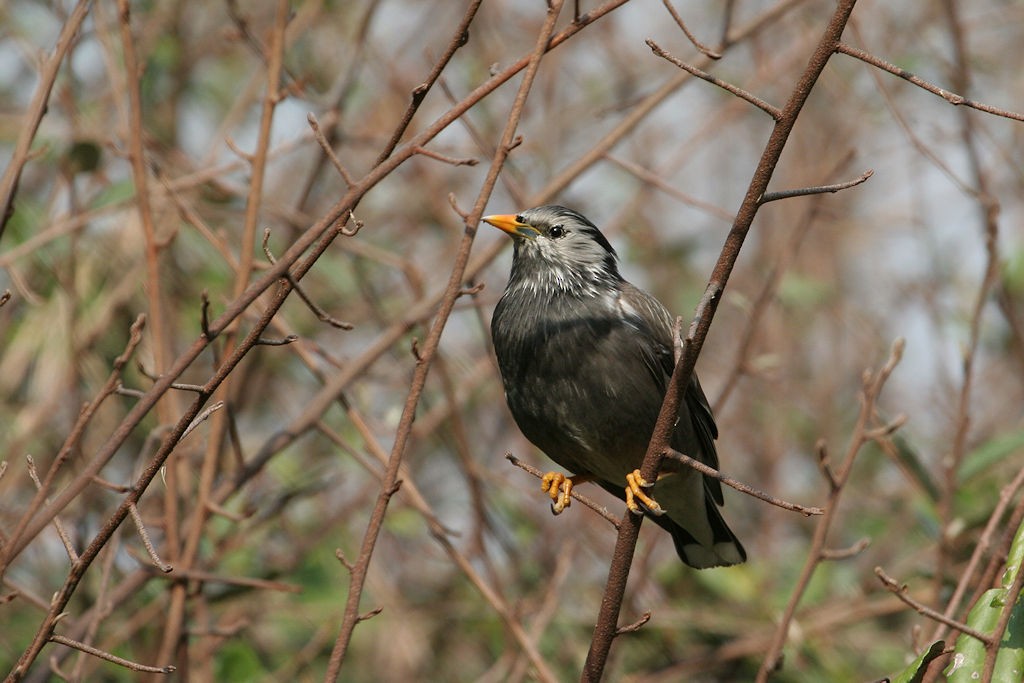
[625,469,665,516]
[541,472,590,515]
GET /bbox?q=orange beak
[482,214,541,239]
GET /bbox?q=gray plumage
[488,205,745,568]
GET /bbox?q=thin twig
[307,113,355,187]
[323,6,567,679]
[506,454,621,528]
[874,567,993,646]
[49,634,174,674]
[660,0,722,58]
[835,42,1024,123]
[180,401,225,441]
[983,527,1024,680]
[646,39,781,120]
[820,537,870,561]
[413,145,478,166]
[664,449,824,516]
[0,0,91,241]
[262,229,354,329]
[26,456,78,564]
[760,168,873,204]
[934,465,1024,643]
[127,503,172,573]
[615,612,651,635]
[756,338,905,682]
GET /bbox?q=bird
[485,205,745,568]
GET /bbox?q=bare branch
[665,449,824,516]
[760,168,873,204]
[49,634,175,675]
[26,456,78,564]
[506,454,621,528]
[413,145,479,167]
[128,503,172,573]
[660,0,722,58]
[646,39,781,120]
[836,42,1024,122]
[874,567,993,646]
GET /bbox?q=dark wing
[619,282,725,505]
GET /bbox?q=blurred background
[2,0,1023,680]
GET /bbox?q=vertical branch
[322,2,566,679]
[932,0,1003,616]
[756,340,904,682]
[582,1,861,680]
[154,0,292,671]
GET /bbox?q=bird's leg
[625,469,665,516]
[541,472,592,515]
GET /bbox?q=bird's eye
[514,214,525,223]
[549,224,566,238]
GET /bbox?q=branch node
[615,612,652,635]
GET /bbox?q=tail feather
[598,473,745,569]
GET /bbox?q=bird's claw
[541,472,573,515]
[625,469,665,516]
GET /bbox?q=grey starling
[486,205,745,568]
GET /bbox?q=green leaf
[958,429,1024,483]
[890,640,946,683]
[947,518,1024,681]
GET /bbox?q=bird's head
[483,205,622,295]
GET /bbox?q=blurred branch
[0,314,145,578]
[585,3,862,680]
[263,229,354,329]
[757,338,905,681]
[660,0,722,59]
[49,634,174,675]
[0,0,91,242]
[933,465,1024,644]
[324,6,567,678]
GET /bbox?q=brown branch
[413,146,479,167]
[262,229,354,330]
[874,567,993,646]
[646,39,781,120]
[506,454,622,528]
[584,3,862,681]
[615,612,652,635]
[756,338,905,681]
[127,503,172,573]
[760,168,873,203]
[0,0,91,242]
[49,634,174,675]
[664,449,824,516]
[660,0,721,58]
[820,537,870,561]
[603,154,734,222]
[835,42,1024,123]
[0,314,145,578]
[323,5,567,679]
[25,456,78,564]
[307,113,355,187]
